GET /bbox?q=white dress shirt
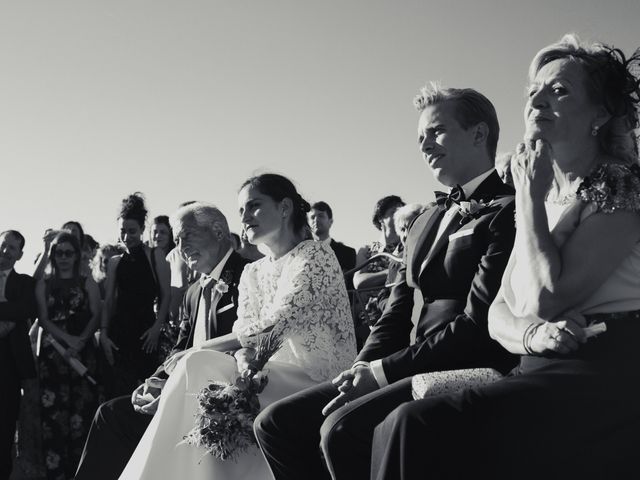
[192,248,234,348]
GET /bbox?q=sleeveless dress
[119,240,356,480]
[108,244,159,397]
[38,276,100,480]
[374,164,640,479]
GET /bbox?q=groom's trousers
[254,377,413,480]
[74,396,152,480]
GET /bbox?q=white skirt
[119,349,317,480]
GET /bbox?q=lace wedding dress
[119,240,356,480]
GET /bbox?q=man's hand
[98,330,119,365]
[0,321,15,339]
[131,376,166,415]
[322,365,379,416]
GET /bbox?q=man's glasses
[55,249,76,259]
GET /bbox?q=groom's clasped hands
[321,363,378,416]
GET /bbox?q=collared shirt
[193,248,234,347]
[433,168,496,244]
[369,168,495,388]
[0,269,10,302]
[200,247,234,286]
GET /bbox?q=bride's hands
[234,347,256,373]
[511,139,554,201]
[131,376,166,415]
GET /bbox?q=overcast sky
[2,0,639,272]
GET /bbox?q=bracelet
[522,323,541,355]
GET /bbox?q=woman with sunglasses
[34,231,102,480]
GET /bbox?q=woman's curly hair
[119,192,148,228]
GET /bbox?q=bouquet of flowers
[182,330,283,461]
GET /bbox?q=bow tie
[200,275,217,289]
[434,184,466,210]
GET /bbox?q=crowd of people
[1,33,640,480]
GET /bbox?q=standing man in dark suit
[308,201,356,273]
[254,85,518,480]
[75,203,250,480]
[0,230,36,480]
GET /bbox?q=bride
[120,173,356,479]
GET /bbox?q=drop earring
[591,125,600,136]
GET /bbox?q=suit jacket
[0,270,37,381]
[330,239,356,291]
[170,250,249,357]
[330,239,357,272]
[356,172,518,381]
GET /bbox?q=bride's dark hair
[240,174,311,235]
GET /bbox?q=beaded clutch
[411,368,504,400]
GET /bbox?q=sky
[1,0,639,272]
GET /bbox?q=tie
[193,275,218,347]
[434,184,465,210]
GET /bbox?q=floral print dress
[38,276,100,480]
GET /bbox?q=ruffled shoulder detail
[576,163,640,213]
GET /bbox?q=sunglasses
[55,249,77,258]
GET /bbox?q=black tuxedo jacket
[169,250,249,358]
[330,239,356,272]
[0,270,36,381]
[356,172,518,381]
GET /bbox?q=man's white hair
[170,202,230,238]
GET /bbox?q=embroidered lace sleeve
[576,163,640,214]
[233,264,261,340]
[233,241,356,381]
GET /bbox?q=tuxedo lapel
[418,171,512,279]
[406,207,445,289]
[209,251,242,338]
[419,210,463,276]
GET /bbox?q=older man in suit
[75,203,250,480]
[0,230,36,480]
[254,85,518,480]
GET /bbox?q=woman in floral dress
[35,232,101,480]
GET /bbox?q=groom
[254,85,518,479]
[75,203,250,480]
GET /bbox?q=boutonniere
[215,279,230,295]
[455,199,495,225]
